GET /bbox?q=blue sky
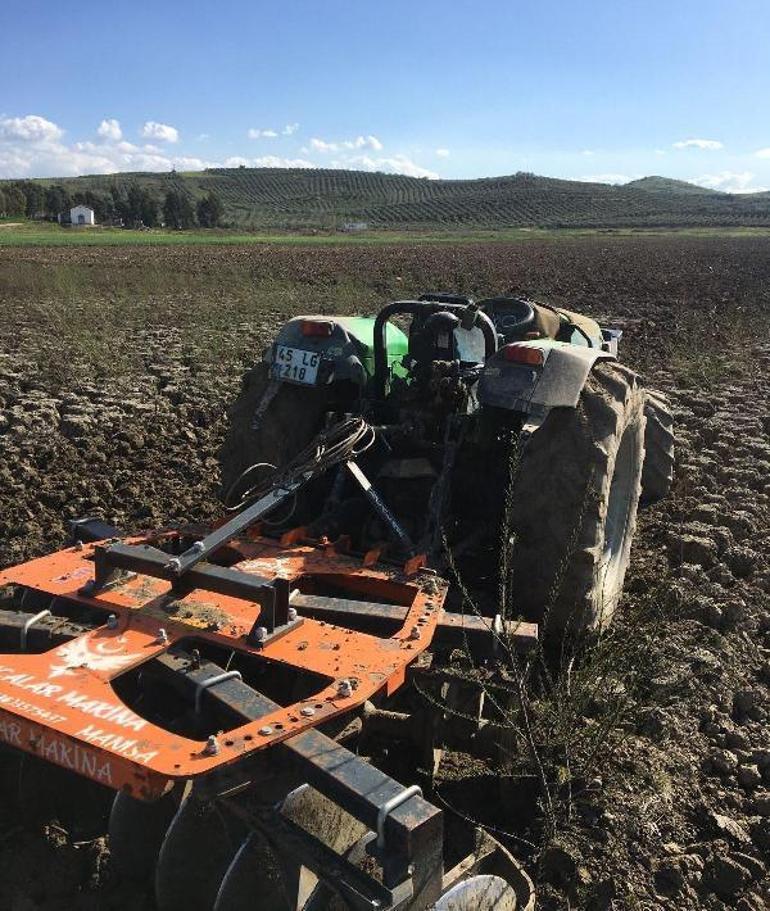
[2,0,770,191]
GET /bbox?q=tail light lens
[301,319,335,337]
[502,344,545,366]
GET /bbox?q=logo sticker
[49,636,144,679]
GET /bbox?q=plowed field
[0,235,768,909]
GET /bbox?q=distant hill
[8,168,770,230]
[624,176,720,195]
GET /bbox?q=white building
[70,205,96,226]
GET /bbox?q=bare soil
[0,236,768,909]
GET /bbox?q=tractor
[0,293,673,910]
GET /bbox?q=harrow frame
[0,527,535,801]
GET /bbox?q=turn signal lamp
[502,344,545,366]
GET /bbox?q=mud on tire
[640,389,675,506]
[509,361,646,637]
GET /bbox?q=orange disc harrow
[0,533,447,800]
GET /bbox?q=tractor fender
[478,340,616,415]
[266,316,409,387]
[268,317,366,386]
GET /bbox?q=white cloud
[580,149,594,157]
[579,173,635,184]
[249,123,300,139]
[654,149,666,156]
[673,138,723,150]
[310,137,336,152]
[335,154,438,179]
[754,147,770,159]
[97,118,122,141]
[72,138,213,173]
[310,135,383,153]
[689,171,768,193]
[0,114,420,180]
[0,114,63,142]
[140,121,179,143]
[224,155,314,169]
[0,112,316,177]
[435,148,450,158]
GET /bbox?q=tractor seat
[479,297,561,343]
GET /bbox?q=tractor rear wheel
[218,363,329,505]
[640,389,675,506]
[508,361,646,638]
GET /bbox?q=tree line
[0,181,224,229]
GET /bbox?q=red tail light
[502,344,545,366]
[300,319,335,337]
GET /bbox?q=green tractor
[221,293,674,638]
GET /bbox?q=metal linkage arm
[345,461,415,554]
[168,471,313,577]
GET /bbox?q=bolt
[300,706,316,717]
[204,734,220,756]
[156,628,169,645]
[253,626,268,643]
[190,541,205,554]
[258,726,273,736]
[165,557,181,574]
[409,625,421,641]
[337,679,353,699]
[73,540,85,552]
[106,614,118,630]
[287,606,298,622]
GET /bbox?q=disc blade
[155,791,246,911]
[109,787,181,882]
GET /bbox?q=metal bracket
[195,671,243,713]
[376,784,423,850]
[20,609,51,651]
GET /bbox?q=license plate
[270,345,321,385]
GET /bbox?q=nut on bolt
[156,628,169,645]
[287,606,298,622]
[409,625,421,641]
[337,679,353,699]
[204,734,220,756]
[106,614,118,630]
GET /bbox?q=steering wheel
[479,297,536,340]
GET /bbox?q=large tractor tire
[508,362,646,638]
[219,363,329,505]
[640,389,675,506]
